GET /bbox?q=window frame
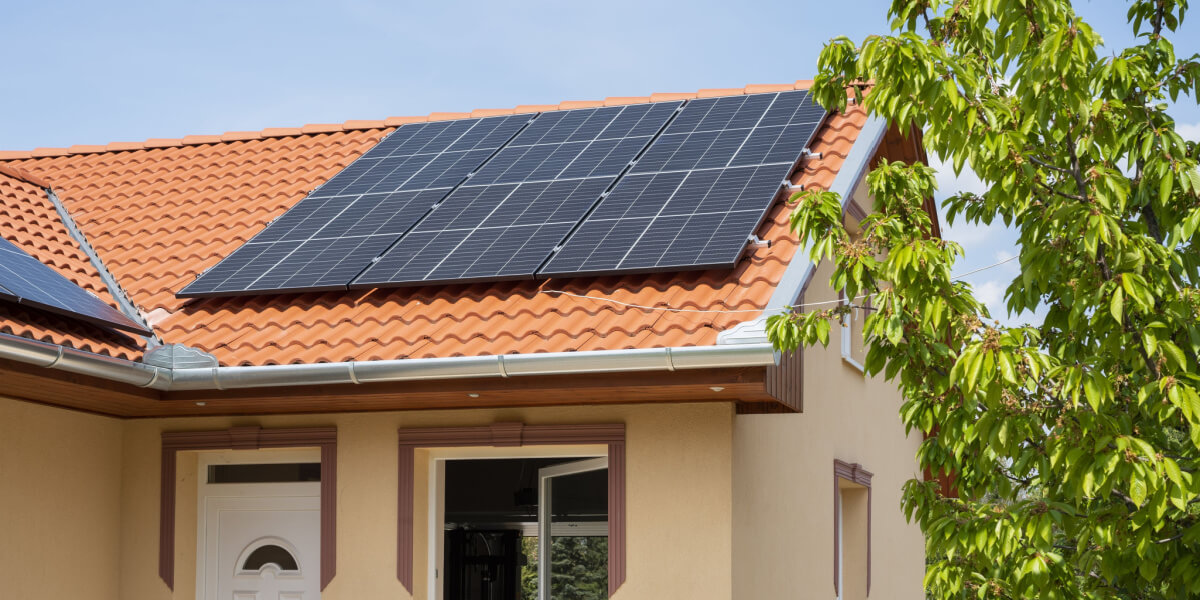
[833,459,873,597]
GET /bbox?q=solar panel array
[179,91,827,298]
[0,237,149,334]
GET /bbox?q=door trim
[161,426,337,591]
[397,422,626,597]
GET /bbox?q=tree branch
[1029,155,1073,175]
[1033,179,1088,202]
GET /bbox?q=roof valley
[43,188,157,340]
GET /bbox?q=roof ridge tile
[0,164,51,188]
[0,82,815,160]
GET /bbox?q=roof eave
[0,330,777,393]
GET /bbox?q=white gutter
[0,331,164,388]
[0,331,776,392]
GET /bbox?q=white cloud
[928,154,990,197]
[974,280,1008,321]
[1177,121,1200,142]
[942,218,1001,252]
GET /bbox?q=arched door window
[236,538,302,575]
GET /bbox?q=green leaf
[1110,287,1124,324]
[1160,171,1175,205]
[1131,475,1148,506]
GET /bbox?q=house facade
[0,82,931,600]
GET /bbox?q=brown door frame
[397,422,626,597]
[160,426,337,590]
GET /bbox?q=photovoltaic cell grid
[354,101,682,286]
[178,114,531,296]
[177,91,828,297]
[0,237,149,334]
[541,90,826,276]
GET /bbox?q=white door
[197,452,321,600]
[205,495,320,600]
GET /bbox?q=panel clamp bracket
[801,148,823,159]
[747,235,771,249]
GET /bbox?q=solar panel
[177,91,828,297]
[178,114,531,297]
[352,101,681,287]
[539,90,825,277]
[0,237,149,334]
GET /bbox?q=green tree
[768,1,1200,598]
[519,536,607,600]
[549,536,607,600]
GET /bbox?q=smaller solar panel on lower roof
[0,238,149,334]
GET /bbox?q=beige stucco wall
[0,396,124,600]
[731,180,926,599]
[115,402,734,600]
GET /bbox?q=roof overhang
[0,329,783,417]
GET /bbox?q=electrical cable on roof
[538,254,1021,314]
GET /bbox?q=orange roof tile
[1,83,869,367]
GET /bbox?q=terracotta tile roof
[0,167,144,359]
[1,81,868,366]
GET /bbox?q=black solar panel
[353,102,681,287]
[178,114,531,297]
[539,90,825,277]
[177,91,827,297]
[0,238,149,334]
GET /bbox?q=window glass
[208,463,321,484]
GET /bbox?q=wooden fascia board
[1,362,792,418]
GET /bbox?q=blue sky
[3,1,1196,323]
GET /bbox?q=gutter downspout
[0,331,776,392]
